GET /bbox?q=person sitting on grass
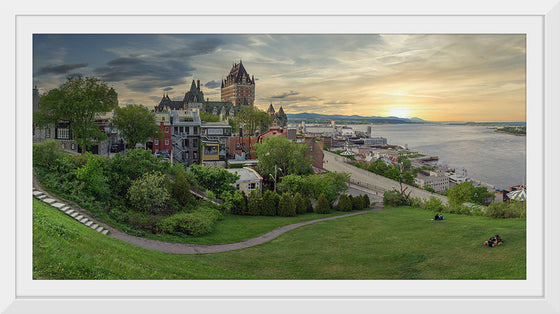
[434,213,441,221]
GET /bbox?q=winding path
[33,175,383,255]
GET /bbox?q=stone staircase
[33,189,110,235]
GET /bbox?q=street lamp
[269,165,282,192]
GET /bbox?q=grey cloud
[36,63,88,76]
[163,87,173,91]
[270,91,299,99]
[156,38,223,59]
[92,38,225,92]
[204,80,221,89]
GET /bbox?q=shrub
[277,193,296,217]
[230,191,247,215]
[158,212,211,236]
[314,193,331,214]
[33,140,65,170]
[261,190,279,216]
[75,152,110,200]
[305,196,314,213]
[335,194,352,212]
[362,194,371,209]
[248,190,262,216]
[127,171,171,214]
[383,190,409,206]
[424,196,444,212]
[352,195,363,211]
[172,170,196,208]
[293,192,307,215]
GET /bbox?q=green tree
[34,76,118,153]
[447,182,476,206]
[314,193,331,214]
[362,194,371,208]
[277,193,296,217]
[200,111,220,122]
[277,172,349,205]
[471,186,494,205]
[190,164,240,196]
[254,136,313,182]
[112,105,160,151]
[127,171,171,214]
[236,106,272,136]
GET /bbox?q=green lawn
[33,198,526,280]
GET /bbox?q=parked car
[154,150,170,159]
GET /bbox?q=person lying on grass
[483,234,503,248]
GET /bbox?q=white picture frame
[4,1,560,313]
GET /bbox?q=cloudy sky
[33,34,526,122]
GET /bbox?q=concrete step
[96,226,104,232]
[60,206,69,212]
[65,209,74,215]
[101,230,109,235]
[52,202,65,209]
[80,218,89,224]
[75,215,84,221]
[90,224,98,230]
[43,198,56,204]
[32,191,43,196]
[37,195,46,199]
[85,221,93,227]
[71,212,79,218]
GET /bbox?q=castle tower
[221,60,255,107]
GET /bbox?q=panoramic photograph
[32,34,526,280]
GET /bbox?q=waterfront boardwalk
[323,151,449,204]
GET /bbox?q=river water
[349,124,526,190]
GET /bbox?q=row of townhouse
[145,108,233,167]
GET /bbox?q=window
[193,152,198,159]
[155,139,159,145]
[57,128,70,139]
[71,143,75,150]
[183,139,189,148]
[236,143,240,149]
[248,183,256,190]
[193,139,198,147]
[46,128,50,138]
[165,127,169,133]
[194,127,198,135]
[235,184,240,190]
[165,139,169,145]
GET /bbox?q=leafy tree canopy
[236,106,272,136]
[254,136,313,183]
[190,164,240,196]
[34,76,118,152]
[112,105,160,149]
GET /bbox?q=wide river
[350,124,526,190]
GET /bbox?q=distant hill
[286,112,426,124]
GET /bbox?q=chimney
[197,80,200,90]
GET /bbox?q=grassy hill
[33,198,526,280]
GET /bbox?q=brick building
[221,60,255,107]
